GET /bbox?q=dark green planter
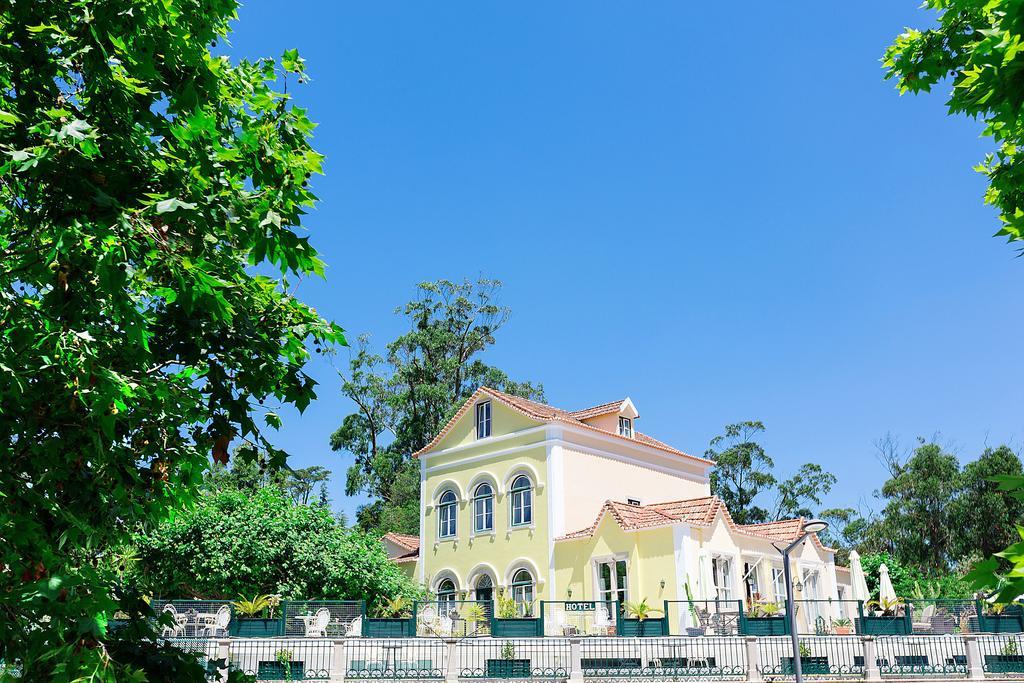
[486,659,531,678]
[491,618,542,637]
[741,616,789,636]
[362,617,414,637]
[782,657,830,675]
[618,617,667,637]
[256,660,305,680]
[228,618,282,637]
[980,614,1024,633]
[985,655,1024,673]
[858,615,911,635]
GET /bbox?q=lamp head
[802,519,828,534]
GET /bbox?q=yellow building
[383,387,849,631]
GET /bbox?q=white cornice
[420,425,548,459]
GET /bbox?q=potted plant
[741,595,789,636]
[229,594,283,637]
[491,594,541,637]
[684,578,705,637]
[459,602,489,636]
[255,648,305,681]
[364,596,416,637]
[832,617,854,636]
[619,598,666,637]
[859,598,911,635]
[979,602,1024,633]
[486,640,532,678]
[985,639,1024,673]
[782,641,830,675]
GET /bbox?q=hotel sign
[564,601,597,612]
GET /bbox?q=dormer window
[618,416,633,438]
[626,497,641,506]
[476,401,491,439]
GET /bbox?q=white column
[569,637,583,681]
[964,634,985,681]
[445,638,460,683]
[215,638,230,680]
[862,636,882,683]
[329,639,346,682]
[745,636,763,683]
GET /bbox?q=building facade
[384,387,848,628]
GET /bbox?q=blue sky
[226,2,1023,522]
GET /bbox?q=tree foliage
[0,0,341,678]
[132,486,416,603]
[331,279,544,533]
[884,0,1024,244]
[706,421,836,525]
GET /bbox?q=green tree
[951,446,1024,560]
[883,0,1024,244]
[875,440,961,571]
[287,465,333,505]
[706,421,837,525]
[0,1,341,679]
[132,487,416,603]
[331,279,544,533]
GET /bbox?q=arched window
[437,578,457,610]
[474,574,494,604]
[438,490,457,538]
[473,482,494,533]
[511,568,535,615]
[510,475,533,527]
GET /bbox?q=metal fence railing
[415,600,492,638]
[580,636,747,678]
[229,638,334,680]
[542,601,618,637]
[343,638,448,679]
[873,635,967,676]
[164,637,221,677]
[977,634,1024,674]
[903,599,980,636]
[756,636,864,678]
[664,600,744,636]
[281,600,363,637]
[456,638,571,679]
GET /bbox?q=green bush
[133,486,419,603]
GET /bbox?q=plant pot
[228,617,282,637]
[686,626,706,637]
[858,615,911,635]
[741,616,789,636]
[491,618,542,637]
[782,657,830,675]
[485,659,531,678]
[981,614,1024,633]
[363,617,414,637]
[256,660,305,680]
[619,617,667,637]
[833,626,853,636]
[985,655,1024,673]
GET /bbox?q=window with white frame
[711,555,734,600]
[771,565,787,603]
[438,489,457,538]
[511,568,535,616]
[437,578,457,611]
[509,474,533,526]
[596,558,628,606]
[473,482,494,533]
[618,416,633,438]
[475,401,492,439]
[743,560,761,602]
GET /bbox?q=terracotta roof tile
[569,400,626,420]
[414,387,711,466]
[555,495,833,554]
[382,532,420,552]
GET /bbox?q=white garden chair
[913,604,935,633]
[160,604,188,638]
[345,616,363,637]
[304,608,331,637]
[198,605,231,637]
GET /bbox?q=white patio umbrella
[849,550,871,603]
[878,562,897,604]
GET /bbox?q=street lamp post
[778,519,829,683]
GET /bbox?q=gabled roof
[569,399,630,420]
[555,495,835,552]
[381,532,420,564]
[414,387,710,465]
